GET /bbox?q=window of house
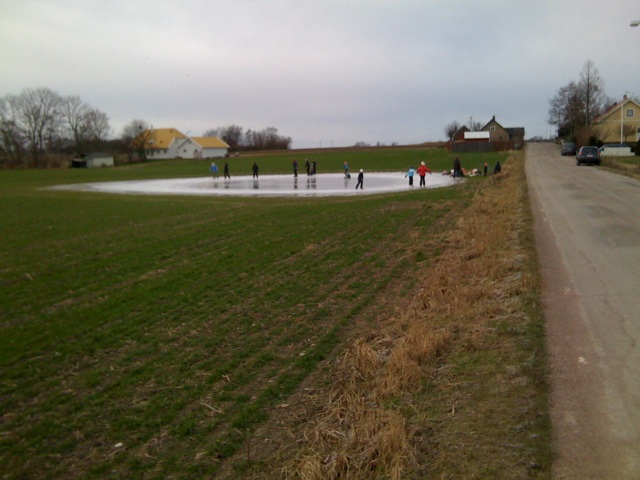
[626,108,634,118]
[490,126,496,132]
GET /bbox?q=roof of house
[593,97,640,123]
[452,125,469,137]
[192,136,230,149]
[482,116,505,130]
[505,127,525,138]
[134,128,187,150]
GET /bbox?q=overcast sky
[1,0,639,148]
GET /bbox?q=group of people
[210,156,502,188]
[209,161,231,180]
[447,157,502,177]
[404,161,432,187]
[209,161,262,180]
[292,159,362,188]
[299,159,317,176]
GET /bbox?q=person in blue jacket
[405,166,416,186]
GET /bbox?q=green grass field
[0,148,507,478]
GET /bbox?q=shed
[464,131,490,141]
[85,153,114,168]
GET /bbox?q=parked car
[599,143,633,156]
[561,142,577,155]
[576,146,601,166]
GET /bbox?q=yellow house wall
[595,102,640,143]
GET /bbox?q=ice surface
[49,172,458,197]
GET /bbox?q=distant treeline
[0,87,112,168]
[1,87,294,169]
[204,125,292,151]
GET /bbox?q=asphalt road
[526,142,640,479]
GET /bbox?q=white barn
[191,137,230,158]
[134,128,229,159]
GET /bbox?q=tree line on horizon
[0,88,111,167]
[0,87,293,168]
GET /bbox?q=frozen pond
[50,172,458,197]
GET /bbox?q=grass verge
[601,155,640,180]
[241,150,552,479]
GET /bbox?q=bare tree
[444,121,461,141]
[203,128,220,138]
[549,60,613,141]
[466,116,483,131]
[548,81,584,139]
[84,108,110,143]
[579,60,607,126]
[16,88,63,166]
[206,125,243,150]
[122,119,150,159]
[62,95,89,152]
[0,95,26,166]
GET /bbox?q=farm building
[70,152,114,168]
[133,128,229,159]
[191,137,230,158]
[451,116,524,153]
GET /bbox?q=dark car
[576,146,601,166]
[561,142,577,156]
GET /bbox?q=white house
[191,137,230,158]
[133,128,229,159]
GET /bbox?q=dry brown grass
[601,156,640,180]
[279,150,550,479]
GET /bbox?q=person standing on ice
[453,156,463,178]
[252,162,259,179]
[416,161,431,187]
[405,166,416,186]
[355,169,364,190]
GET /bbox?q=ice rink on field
[50,172,458,197]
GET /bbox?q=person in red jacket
[416,161,432,187]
